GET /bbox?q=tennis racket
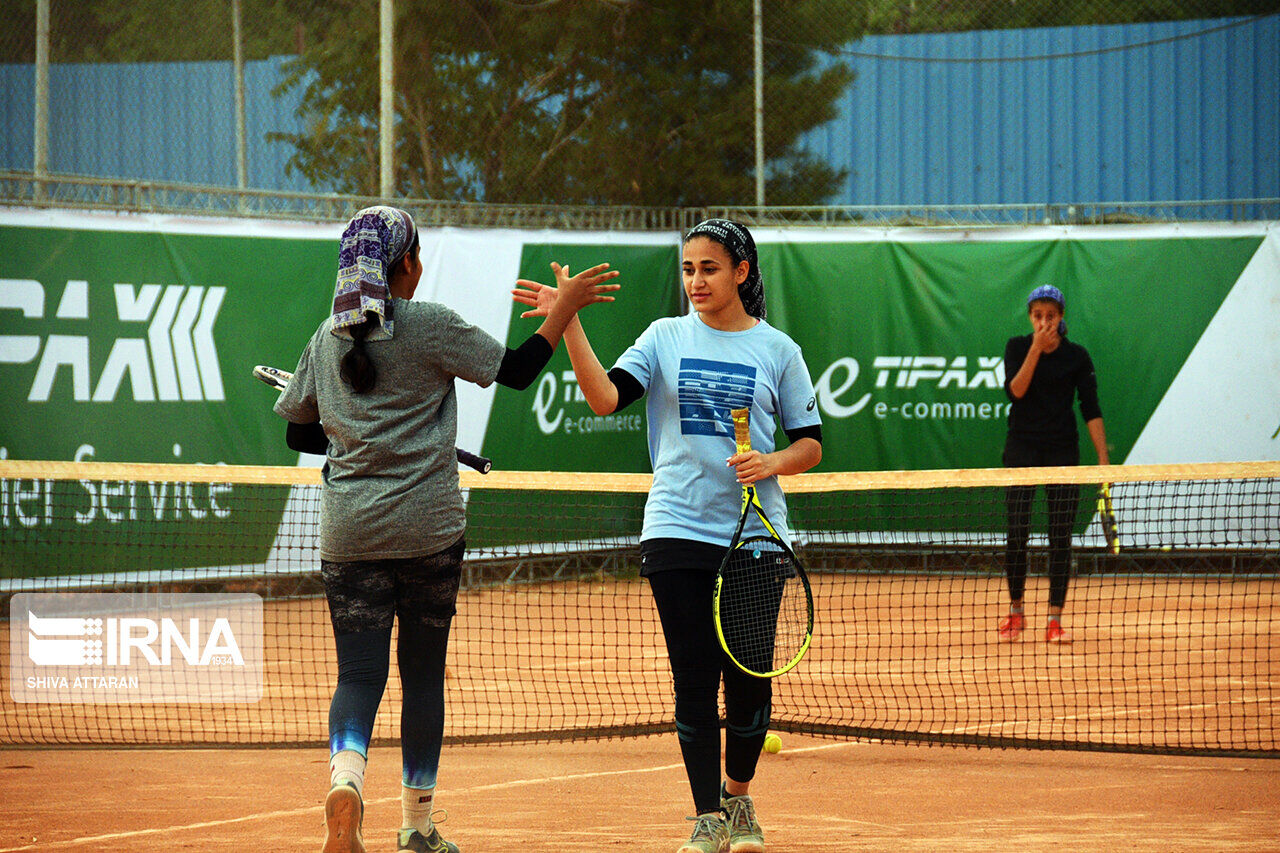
[712,407,814,678]
[252,365,493,474]
[1097,482,1119,555]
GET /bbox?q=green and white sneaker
[721,786,765,853]
[677,812,729,853]
[397,824,459,853]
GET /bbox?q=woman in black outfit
[999,285,1108,644]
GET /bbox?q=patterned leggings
[322,536,463,789]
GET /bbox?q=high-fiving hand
[512,261,620,318]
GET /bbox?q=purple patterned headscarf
[683,218,766,319]
[331,206,417,341]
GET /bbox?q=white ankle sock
[330,750,367,795]
[402,784,436,835]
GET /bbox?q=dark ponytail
[339,317,377,393]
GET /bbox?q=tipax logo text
[814,355,1006,417]
[0,279,226,402]
[531,369,644,437]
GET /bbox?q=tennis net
[1,459,1276,757]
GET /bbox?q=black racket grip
[456,447,492,474]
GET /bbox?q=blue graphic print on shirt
[677,358,757,437]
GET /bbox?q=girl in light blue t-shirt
[514,219,822,853]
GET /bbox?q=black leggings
[1003,441,1080,609]
[648,569,773,816]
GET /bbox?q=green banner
[0,225,332,465]
[0,224,333,572]
[764,236,1263,471]
[0,478,289,578]
[474,234,1264,473]
[482,243,682,472]
[2,216,1272,574]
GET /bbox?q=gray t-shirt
[274,299,505,561]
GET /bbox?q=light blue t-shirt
[613,312,821,548]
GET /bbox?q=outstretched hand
[512,261,620,318]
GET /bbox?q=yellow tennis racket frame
[712,407,814,678]
[1097,481,1120,555]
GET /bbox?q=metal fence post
[33,0,50,204]
[380,0,394,199]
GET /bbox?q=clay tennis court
[5,572,1274,751]
[0,736,1277,851]
[3,569,1277,851]
[2,464,1276,850]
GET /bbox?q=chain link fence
[1,0,1277,219]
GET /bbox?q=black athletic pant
[1003,440,1080,609]
[648,568,773,816]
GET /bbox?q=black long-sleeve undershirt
[494,333,554,391]
[1003,333,1101,450]
[608,367,645,411]
[286,420,328,455]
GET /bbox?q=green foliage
[0,0,306,63]
[5,0,1275,204]
[263,0,1277,203]
[270,0,861,204]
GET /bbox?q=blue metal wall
[800,15,1279,206]
[2,16,1277,205]
[0,55,313,192]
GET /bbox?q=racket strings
[718,540,810,675]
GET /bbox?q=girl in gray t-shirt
[276,205,617,853]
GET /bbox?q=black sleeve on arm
[608,367,644,412]
[1076,349,1103,422]
[784,424,823,445]
[495,333,554,390]
[1003,336,1026,401]
[286,420,328,455]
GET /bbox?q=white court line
[0,741,867,851]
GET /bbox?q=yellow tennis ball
[763,733,781,754]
